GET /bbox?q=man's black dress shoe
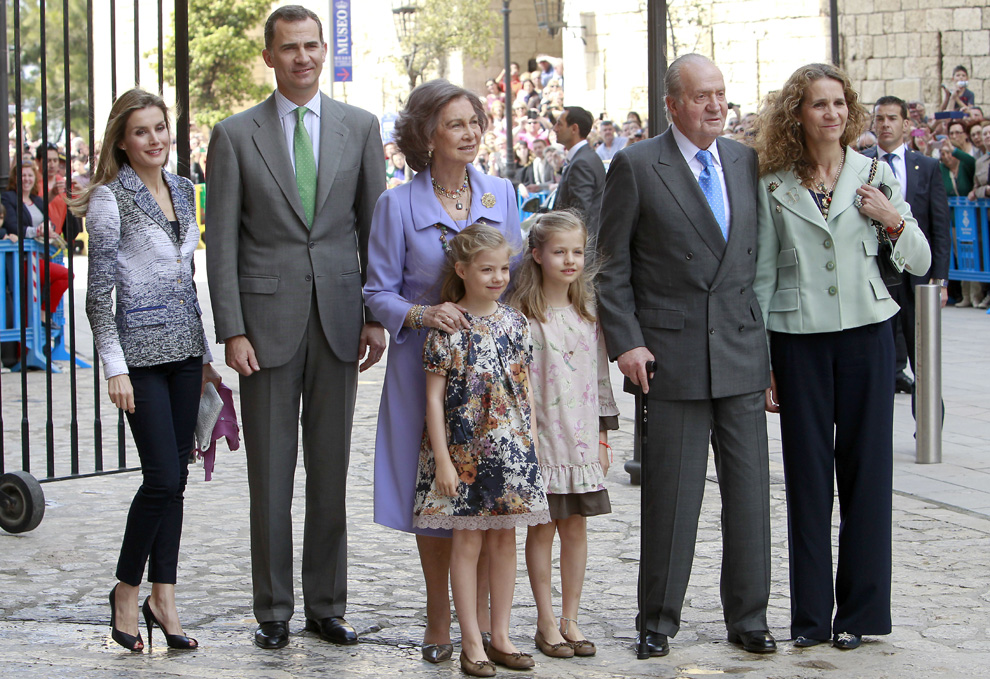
[728,630,777,653]
[635,631,669,657]
[254,621,289,649]
[895,371,914,394]
[305,616,358,645]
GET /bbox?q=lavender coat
[364,163,522,535]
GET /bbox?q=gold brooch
[481,192,496,208]
[768,181,779,193]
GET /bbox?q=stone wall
[556,0,989,126]
[838,0,988,109]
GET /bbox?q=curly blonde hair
[754,63,868,184]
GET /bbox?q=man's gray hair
[664,53,717,123]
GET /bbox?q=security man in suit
[597,53,775,657]
[865,95,951,407]
[205,5,386,650]
[553,106,605,237]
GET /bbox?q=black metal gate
[0,0,191,533]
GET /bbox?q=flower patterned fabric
[529,306,619,495]
[413,303,550,530]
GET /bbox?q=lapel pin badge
[767,181,779,193]
[785,187,799,205]
[481,192,496,208]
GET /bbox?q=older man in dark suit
[553,106,605,236]
[206,5,386,650]
[597,53,774,657]
[866,95,951,407]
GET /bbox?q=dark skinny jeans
[115,355,202,586]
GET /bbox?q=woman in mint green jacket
[753,64,930,651]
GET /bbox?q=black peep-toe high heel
[108,584,144,652]
[142,596,198,650]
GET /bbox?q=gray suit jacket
[205,92,386,367]
[555,141,605,237]
[597,130,770,400]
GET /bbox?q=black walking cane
[637,360,657,660]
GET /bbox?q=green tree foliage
[394,0,499,92]
[159,0,270,128]
[7,0,90,142]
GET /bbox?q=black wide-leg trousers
[771,324,894,640]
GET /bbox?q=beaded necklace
[431,170,470,210]
[811,148,845,220]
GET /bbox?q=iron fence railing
[1,1,191,533]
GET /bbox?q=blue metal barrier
[948,197,990,283]
[0,240,88,372]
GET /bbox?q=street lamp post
[392,0,419,92]
[502,1,514,179]
[648,0,668,138]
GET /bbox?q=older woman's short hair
[394,79,488,173]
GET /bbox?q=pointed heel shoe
[142,597,198,650]
[108,585,144,652]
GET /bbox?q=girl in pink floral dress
[510,211,619,659]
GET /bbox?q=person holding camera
[940,65,975,112]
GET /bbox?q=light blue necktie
[696,149,728,241]
[883,152,897,179]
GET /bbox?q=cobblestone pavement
[2,253,989,678]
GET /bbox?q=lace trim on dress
[413,510,551,531]
[540,461,606,495]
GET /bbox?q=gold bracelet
[406,304,426,330]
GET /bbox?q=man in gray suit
[553,106,605,236]
[205,5,386,650]
[597,54,774,657]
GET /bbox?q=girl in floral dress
[510,211,619,659]
[413,223,549,677]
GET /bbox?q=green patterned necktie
[294,106,317,228]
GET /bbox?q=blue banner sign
[333,0,353,82]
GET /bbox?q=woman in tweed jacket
[71,89,220,652]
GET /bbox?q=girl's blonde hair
[509,209,597,323]
[440,223,515,303]
[68,88,172,216]
[753,63,867,184]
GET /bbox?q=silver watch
[930,278,948,287]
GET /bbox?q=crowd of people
[380,56,650,204]
[4,4,978,676]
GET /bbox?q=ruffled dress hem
[413,509,551,531]
[540,461,606,495]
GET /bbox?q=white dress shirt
[275,89,322,172]
[670,123,731,229]
[565,138,588,164]
[878,143,908,199]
